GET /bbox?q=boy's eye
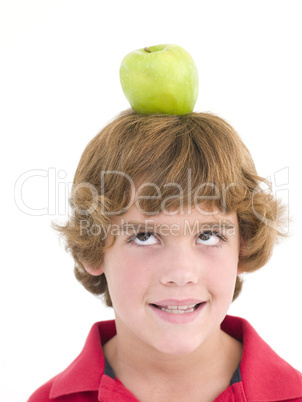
[131,232,158,246]
[196,231,222,246]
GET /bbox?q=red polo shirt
[28,315,302,401]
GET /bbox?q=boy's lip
[150,298,204,307]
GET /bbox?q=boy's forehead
[122,177,238,221]
[111,204,238,227]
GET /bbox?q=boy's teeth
[167,304,196,310]
[156,304,199,314]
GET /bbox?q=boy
[29,110,302,401]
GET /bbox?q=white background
[1,1,301,400]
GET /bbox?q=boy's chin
[148,334,205,356]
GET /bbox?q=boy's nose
[159,245,199,287]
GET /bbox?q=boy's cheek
[206,257,238,289]
[105,255,153,291]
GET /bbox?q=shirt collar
[50,316,302,401]
[50,320,116,398]
[221,315,302,401]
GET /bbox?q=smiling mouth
[151,303,203,314]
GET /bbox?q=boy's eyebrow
[119,220,235,232]
[119,221,160,231]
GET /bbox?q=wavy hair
[54,110,286,306]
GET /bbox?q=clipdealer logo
[14,168,72,216]
[14,167,289,234]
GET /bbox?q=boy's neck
[103,318,243,400]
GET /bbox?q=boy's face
[99,204,241,355]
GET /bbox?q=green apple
[119,44,198,115]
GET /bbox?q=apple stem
[144,47,152,53]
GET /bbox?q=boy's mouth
[151,303,203,314]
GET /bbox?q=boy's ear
[83,264,104,276]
